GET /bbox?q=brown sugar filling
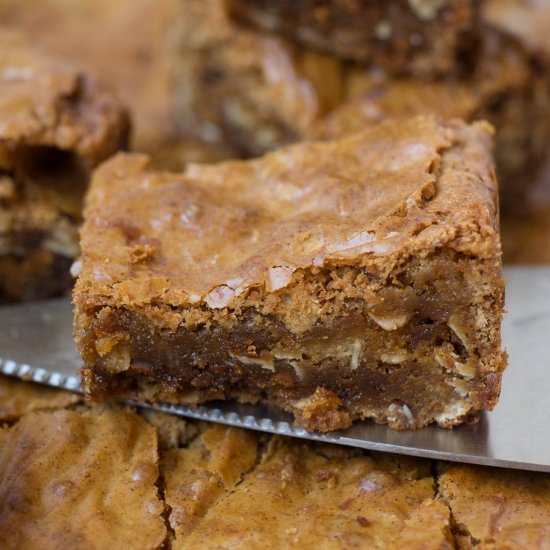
[78,251,503,431]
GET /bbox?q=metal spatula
[1,266,549,472]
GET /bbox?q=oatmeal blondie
[438,464,550,548]
[74,116,505,431]
[227,0,478,76]
[171,435,452,549]
[0,34,129,302]
[0,406,166,549]
[173,1,550,214]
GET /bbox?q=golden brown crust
[175,437,452,549]
[161,425,259,538]
[75,116,498,311]
[0,374,79,421]
[438,464,550,549]
[0,406,166,549]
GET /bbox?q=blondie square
[173,0,348,157]
[227,0,478,75]
[74,116,505,432]
[438,464,550,548]
[173,1,550,214]
[0,34,129,302]
[166,433,452,549]
[318,27,550,215]
[0,406,166,549]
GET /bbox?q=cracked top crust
[179,437,452,549]
[0,33,129,170]
[162,425,259,539]
[75,116,499,311]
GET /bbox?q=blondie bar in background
[227,0,479,76]
[0,34,129,302]
[0,0,231,170]
[173,0,550,216]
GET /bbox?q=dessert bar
[173,0,347,157]
[74,116,506,432]
[0,34,129,302]
[167,433,452,548]
[0,0,233,171]
[227,0,478,76]
[438,464,550,547]
[173,1,550,213]
[0,406,166,549]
